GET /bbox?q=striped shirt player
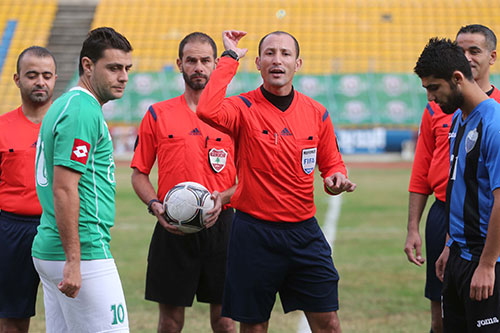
[408,87,500,304]
[33,87,129,332]
[444,98,500,331]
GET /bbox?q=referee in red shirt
[197,31,356,332]
[131,32,236,332]
[0,46,56,332]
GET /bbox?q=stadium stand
[91,0,500,75]
[0,0,57,113]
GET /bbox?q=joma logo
[477,317,499,328]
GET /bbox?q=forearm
[479,192,500,267]
[407,192,429,232]
[53,167,81,263]
[219,184,237,205]
[131,168,158,204]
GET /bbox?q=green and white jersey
[33,87,116,260]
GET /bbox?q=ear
[255,56,261,71]
[214,57,219,67]
[13,73,20,88]
[176,58,182,72]
[295,58,303,72]
[452,70,466,86]
[81,57,94,76]
[489,49,497,66]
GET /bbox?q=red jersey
[409,86,500,201]
[0,107,42,215]
[131,94,236,204]
[197,57,347,222]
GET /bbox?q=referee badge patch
[302,148,317,174]
[208,148,227,173]
[465,128,478,153]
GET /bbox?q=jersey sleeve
[197,56,243,138]
[130,106,158,175]
[52,99,99,174]
[484,112,500,192]
[408,104,435,195]
[316,109,348,195]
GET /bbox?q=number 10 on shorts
[111,303,125,325]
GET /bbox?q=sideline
[297,194,342,332]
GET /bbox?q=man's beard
[440,81,464,115]
[184,72,208,91]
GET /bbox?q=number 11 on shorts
[111,303,125,325]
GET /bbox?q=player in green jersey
[32,27,133,332]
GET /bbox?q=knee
[211,316,235,333]
[0,318,30,333]
[158,315,183,333]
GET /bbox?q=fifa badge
[302,147,317,175]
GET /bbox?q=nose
[35,75,45,86]
[194,60,204,73]
[463,51,472,62]
[426,91,435,102]
[272,53,282,65]
[118,68,128,83]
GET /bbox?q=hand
[325,172,356,195]
[404,229,425,266]
[203,191,222,229]
[222,30,248,59]
[435,246,450,282]
[151,201,185,236]
[58,260,81,298]
[470,263,495,301]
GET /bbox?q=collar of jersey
[70,86,100,105]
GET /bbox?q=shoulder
[490,85,500,103]
[0,107,21,125]
[295,90,329,118]
[148,96,183,119]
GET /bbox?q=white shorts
[33,258,129,333]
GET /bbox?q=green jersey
[33,87,116,260]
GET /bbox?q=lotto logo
[71,139,91,164]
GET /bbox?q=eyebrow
[25,70,53,75]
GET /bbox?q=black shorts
[0,211,40,318]
[222,210,339,324]
[425,199,447,301]
[145,208,233,307]
[443,243,500,332]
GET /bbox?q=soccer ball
[163,181,214,234]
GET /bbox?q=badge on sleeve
[71,139,91,164]
[208,148,227,173]
[302,147,317,174]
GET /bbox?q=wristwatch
[221,49,239,61]
[147,198,161,215]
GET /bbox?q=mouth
[269,68,285,78]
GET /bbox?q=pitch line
[297,194,342,333]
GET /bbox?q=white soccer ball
[163,181,215,234]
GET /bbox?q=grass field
[30,161,431,332]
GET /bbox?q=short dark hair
[414,37,473,81]
[258,31,300,58]
[178,32,217,60]
[17,46,56,74]
[457,24,497,51]
[79,27,132,76]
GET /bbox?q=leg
[240,321,269,333]
[0,318,30,333]
[425,200,446,333]
[210,304,235,333]
[304,311,341,333]
[430,300,443,333]
[158,304,184,333]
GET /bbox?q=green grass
[30,164,430,332]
